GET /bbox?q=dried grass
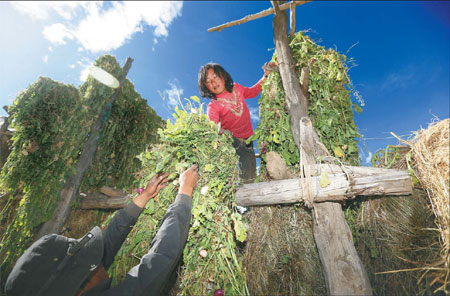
[408,118,450,294]
[63,208,114,238]
[354,118,449,295]
[242,205,326,295]
[352,192,440,295]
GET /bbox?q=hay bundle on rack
[242,30,362,295]
[243,205,325,295]
[409,118,449,294]
[348,192,440,295]
[108,102,249,295]
[348,118,449,295]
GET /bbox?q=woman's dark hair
[198,63,234,99]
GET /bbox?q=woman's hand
[261,62,277,81]
[133,173,169,208]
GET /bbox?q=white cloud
[48,46,53,52]
[43,23,74,45]
[163,80,183,107]
[11,1,183,53]
[42,55,48,63]
[249,107,260,122]
[69,64,76,69]
[10,2,84,20]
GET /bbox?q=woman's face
[205,68,226,95]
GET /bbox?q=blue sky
[0,1,448,165]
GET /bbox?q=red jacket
[207,80,262,139]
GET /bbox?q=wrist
[133,193,151,208]
[179,185,193,197]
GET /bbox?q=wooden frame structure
[208,1,413,295]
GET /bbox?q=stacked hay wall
[0,55,162,283]
[109,103,249,295]
[243,31,363,295]
[346,192,440,295]
[410,119,449,290]
[346,118,448,295]
[79,55,164,191]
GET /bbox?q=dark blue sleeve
[103,193,192,296]
[102,202,142,269]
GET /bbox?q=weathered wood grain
[235,165,412,206]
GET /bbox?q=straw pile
[409,118,449,294]
[348,118,449,295]
[243,205,326,295]
[348,192,441,295]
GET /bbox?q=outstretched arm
[101,173,169,269]
[242,62,276,99]
[110,165,199,295]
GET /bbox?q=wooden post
[36,58,134,239]
[208,1,310,32]
[270,2,373,294]
[289,2,296,36]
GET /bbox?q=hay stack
[350,192,440,295]
[409,118,449,293]
[243,206,326,295]
[350,118,449,295]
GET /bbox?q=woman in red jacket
[198,63,272,183]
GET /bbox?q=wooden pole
[235,165,413,206]
[289,1,296,36]
[36,58,134,239]
[270,2,373,294]
[207,1,310,32]
[79,194,131,210]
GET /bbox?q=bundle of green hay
[0,78,89,276]
[243,30,363,295]
[109,102,249,295]
[0,55,162,281]
[80,55,164,190]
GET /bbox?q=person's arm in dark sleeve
[120,193,192,296]
[102,173,170,269]
[101,202,142,269]
[106,165,198,296]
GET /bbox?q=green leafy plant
[0,55,162,278]
[109,100,249,295]
[250,31,362,174]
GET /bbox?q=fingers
[186,164,198,173]
[157,173,169,184]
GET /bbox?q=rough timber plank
[271,2,373,293]
[313,202,373,295]
[235,166,412,206]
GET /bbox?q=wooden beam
[207,1,310,32]
[100,186,126,198]
[235,165,413,207]
[313,202,373,295]
[270,4,373,293]
[79,193,131,210]
[289,1,296,36]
